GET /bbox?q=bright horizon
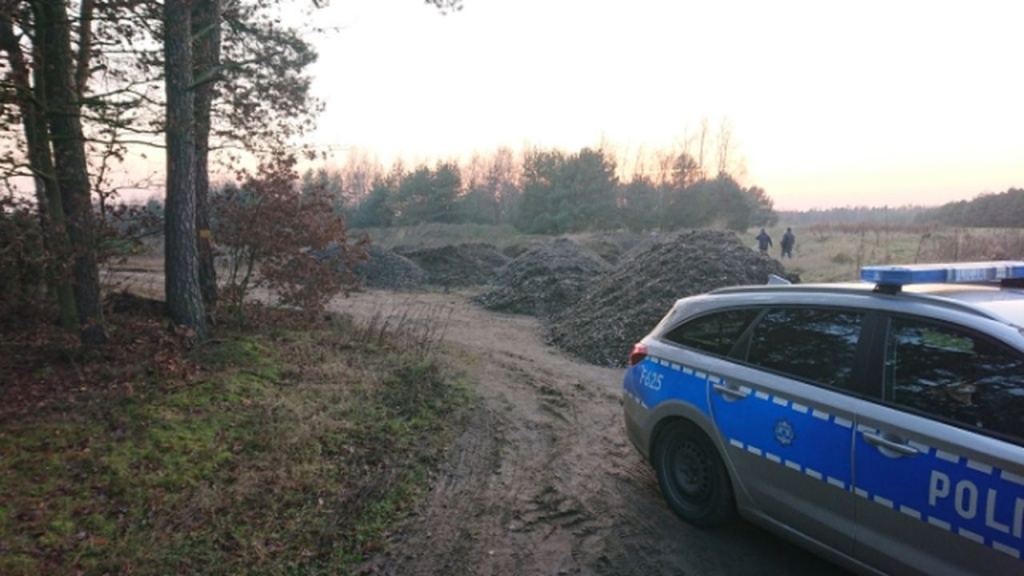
[299,0,1022,212]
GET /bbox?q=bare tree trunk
[697,117,708,179]
[33,0,106,345]
[164,0,206,339]
[0,13,78,332]
[716,118,732,177]
[74,0,95,99]
[192,0,221,313]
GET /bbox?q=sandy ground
[333,288,849,576]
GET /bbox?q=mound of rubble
[546,229,796,367]
[471,238,612,318]
[394,243,510,287]
[353,245,427,290]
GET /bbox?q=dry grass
[745,226,1024,283]
[0,302,471,575]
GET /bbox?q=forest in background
[283,153,1023,235]
[125,145,1023,247]
[299,145,777,234]
[777,188,1024,229]
[123,142,775,239]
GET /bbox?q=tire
[653,420,736,528]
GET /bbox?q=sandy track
[338,289,847,576]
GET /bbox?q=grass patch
[0,306,472,575]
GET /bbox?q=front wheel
[653,420,736,528]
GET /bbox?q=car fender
[645,398,757,513]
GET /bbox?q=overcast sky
[303,0,1023,211]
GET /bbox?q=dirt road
[338,289,848,576]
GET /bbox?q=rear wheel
[653,420,736,528]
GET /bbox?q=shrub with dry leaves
[212,156,369,318]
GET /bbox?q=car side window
[745,308,864,390]
[884,317,1024,442]
[662,309,759,357]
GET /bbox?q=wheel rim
[669,439,712,505]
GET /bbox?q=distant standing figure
[781,227,795,259]
[756,228,773,255]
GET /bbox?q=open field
[744,224,1024,283]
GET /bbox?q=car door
[853,314,1024,575]
[709,306,867,557]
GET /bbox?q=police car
[622,262,1024,576]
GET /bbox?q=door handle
[712,383,750,400]
[863,432,920,457]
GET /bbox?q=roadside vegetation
[0,299,471,575]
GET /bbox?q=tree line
[775,188,1024,229]
[918,188,1024,228]
[289,146,778,235]
[777,206,930,227]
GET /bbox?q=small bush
[211,155,369,319]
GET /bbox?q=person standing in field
[756,228,773,255]
[781,227,795,259]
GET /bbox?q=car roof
[706,281,1024,328]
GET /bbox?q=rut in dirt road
[346,290,848,576]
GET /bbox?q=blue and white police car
[623,261,1024,576]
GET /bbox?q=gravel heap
[546,229,795,367]
[352,245,427,290]
[471,238,612,319]
[394,243,510,287]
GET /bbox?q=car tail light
[628,343,648,366]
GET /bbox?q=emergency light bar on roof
[860,261,1024,289]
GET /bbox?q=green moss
[193,336,269,371]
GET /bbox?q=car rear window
[662,309,759,357]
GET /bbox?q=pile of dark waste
[394,243,509,287]
[351,245,427,290]
[471,238,611,319]
[573,232,649,265]
[546,229,796,367]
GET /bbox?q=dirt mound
[394,243,510,287]
[471,238,611,318]
[573,232,650,265]
[353,245,427,290]
[546,229,795,367]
